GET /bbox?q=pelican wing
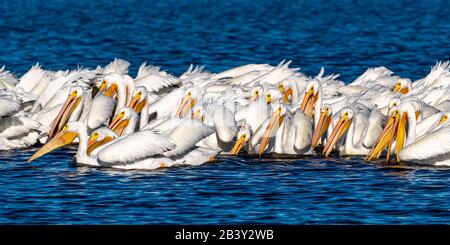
[399,126,450,162]
[97,131,176,165]
[293,110,313,152]
[210,105,238,143]
[134,62,180,92]
[163,120,214,157]
[0,66,18,89]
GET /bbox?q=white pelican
[108,107,138,136]
[322,105,385,157]
[230,86,269,155]
[128,86,150,129]
[257,104,314,155]
[0,116,45,151]
[28,119,216,170]
[265,88,282,105]
[146,84,202,121]
[279,80,300,104]
[0,66,18,90]
[193,103,238,151]
[175,85,203,118]
[46,86,86,139]
[367,103,450,165]
[392,78,412,95]
[300,79,323,127]
[86,127,118,155]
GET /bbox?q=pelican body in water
[28,119,218,170]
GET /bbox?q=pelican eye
[63,125,69,130]
[242,134,247,139]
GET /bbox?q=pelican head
[87,127,118,156]
[102,73,126,99]
[300,80,320,118]
[128,86,148,113]
[311,104,332,149]
[265,89,281,105]
[108,107,137,136]
[393,103,417,162]
[28,121,84,162]
[98,79,109,94]
[176,86,200,118]
[258,103,287,155]
[322,107,354,157]
[392,78,412,94]
[279,80,294,104]
[230,124,251,155]
[48,86,84,139]
[388,97,401,110]
[191,105,205,123]
[250,86,264,102]
[438,112,449,126]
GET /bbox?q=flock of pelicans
[0,59,449,170]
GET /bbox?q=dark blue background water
[0,0,450,224]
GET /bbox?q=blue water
[0,0,450,224]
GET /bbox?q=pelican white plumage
[322,105,385,157]
[28,119,216,169]
[0,116,45,151]
[367,102,450,165]
[134,62,180,94]
[230,86,269,154]
[0,66,18,90]
[108,107,138,136]
[0,90,21,118]
[2,58,450,170]
[256,103,314,155]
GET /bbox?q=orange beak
[28,130,78,162]
[176,94,196,118]
[365,111,400,162]
[230,135,247,155]
[311,110,332,149]
[300,89,317,119]
[48,92,81,140]
[258,110,283,155]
